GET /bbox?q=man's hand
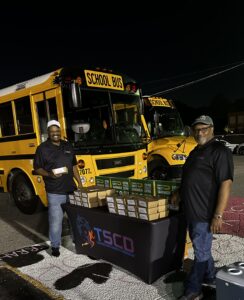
[49,171,62,178]
[210,217,223,234]
[77,182,83,189]
[170,190,180,205]
[169,190,180,210]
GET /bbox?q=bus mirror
[184,125,191,137]
[72,123,90,134]
[71,82,82,107]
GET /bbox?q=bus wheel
[148,159,169,180]
[12,174,38,214]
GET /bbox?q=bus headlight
[143,166,147,173]
[81,176,86,184]
[90,177,95,183]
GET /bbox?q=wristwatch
[214,214,223,219]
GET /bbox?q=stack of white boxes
[106,194,169,221]
[69,186,115,208]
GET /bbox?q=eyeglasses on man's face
[193,125,213,134]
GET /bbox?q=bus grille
[96,156,134,170]
[105,170,134,177]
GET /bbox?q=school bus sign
[85,70,124,90]
[147,97,173,108]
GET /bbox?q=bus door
[33,90,59,144]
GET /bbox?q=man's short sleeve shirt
[180,138,234,221]
[34,139,78,194]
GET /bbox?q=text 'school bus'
[0,67,148,214]
[142,96,196,180]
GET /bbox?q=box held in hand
[52,166,68,175]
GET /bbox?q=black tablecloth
[62,204,187,284]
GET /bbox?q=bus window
[15,96,33,134]
[0,102,15,136]
[64,90,113,146]
[36,98,58,142]
[112,93,144,143]
[36,101,48,142]
[47,98,58,121]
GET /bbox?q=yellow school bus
[142,96,196,179]
[0,67,148,214]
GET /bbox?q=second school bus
[0,67,148,214]
[142,96,196,179]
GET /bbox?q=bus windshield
[63,88,146,147]
[145,106,184,138]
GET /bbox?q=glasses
[193,125,213,134]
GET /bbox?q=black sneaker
[51,247,60,257]
[178,292,203,300]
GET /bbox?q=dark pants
[185,222,216,294]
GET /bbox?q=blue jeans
[185,222,216,295]
[47,193,68,248]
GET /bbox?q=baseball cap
[191,115,214,127]
[47,120,60,128]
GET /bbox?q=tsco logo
[93,227,135,257]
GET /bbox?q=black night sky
[1,1,244,132]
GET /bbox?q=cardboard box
[75,196,82,205]
[95,176,111,188]
[128,211,138,218]
[157,198,168,206]
[110,177,130,195]
[159,211,169,218]
[106,196,116,203]
[74,190,81,197]
[138,196,158,208]
[82,197,99,204]
[108,207,117,214]
[154,180,180,197]
[158,204,168,212]
[115,196,125,205]
[125,195,141,206]
[106,189,116,197]
[117,203,126,210]
[127,205,137,212]
[138,206,158,214]
[83,201,99,208]
[81,190,97,201]
[98,198,107,206]
[52,166,68,175]
[107,202,117,209]
[130,179,154,196]
[117,209,127,216]
[138,212,159,221]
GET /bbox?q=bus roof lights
[125,82,137,93]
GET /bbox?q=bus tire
[148,158,169,180]
[12,173,38,214]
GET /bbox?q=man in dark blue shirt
[34,120,82,257]
[172,115,234,300]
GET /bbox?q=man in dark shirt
[34,120,82,257]
[171,115,234,300]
